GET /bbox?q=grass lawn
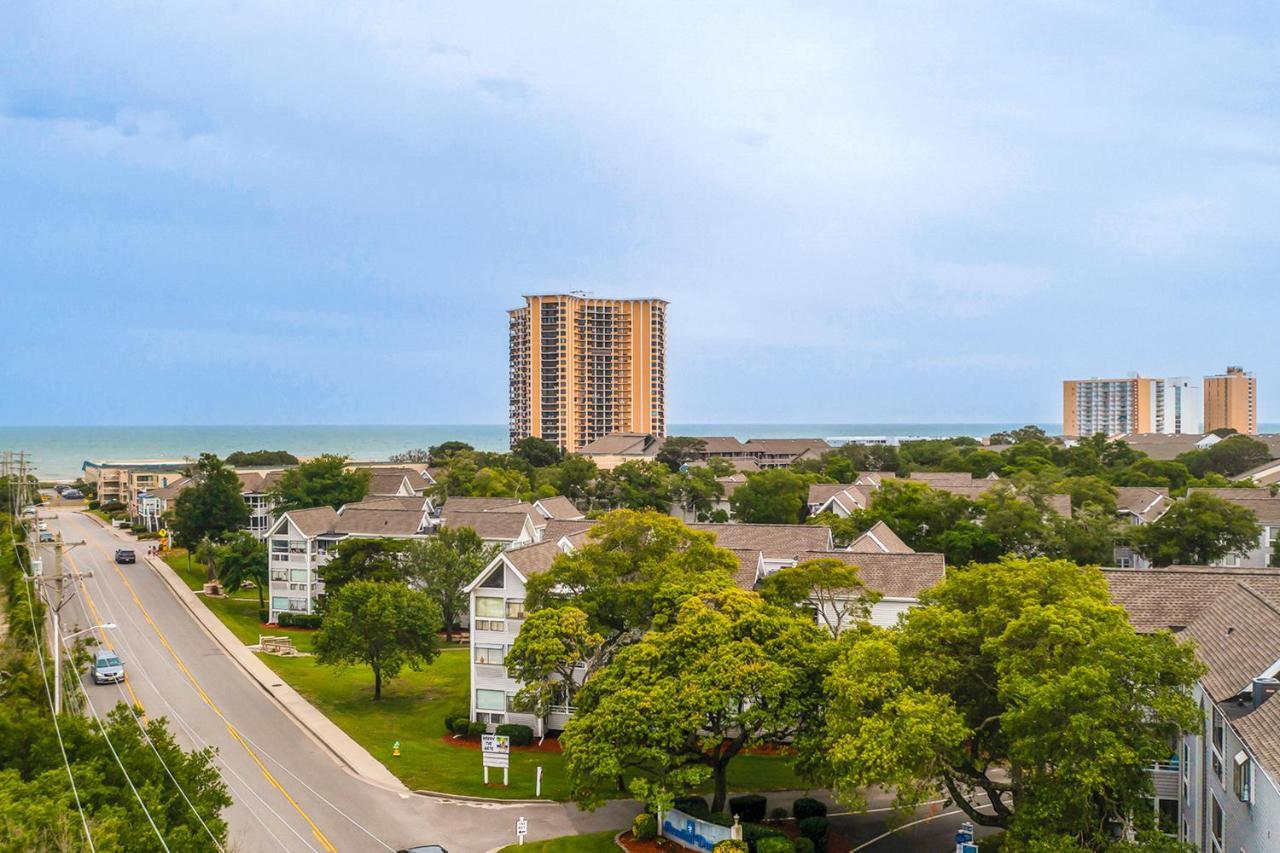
[498,829,621,852]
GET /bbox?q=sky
[2,2,1278,426]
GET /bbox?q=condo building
[1062,375,1201,438]
[1204,366,1258,435]
[508,294,667,451]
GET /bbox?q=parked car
[37,521,48,532]
[62,489,84,500]
[114,549,136,564]
[38,531,54,543]
[91,649,125,685]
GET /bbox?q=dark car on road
[62,488,84,500]
[114,549,136,564]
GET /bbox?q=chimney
[1252,677,1280,709]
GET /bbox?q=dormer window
[479,568,504,589]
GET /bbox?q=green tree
[215,532,268,608]
[428,441,474,466]
[389,447,432,463]
[513,436,564,468]
[1055,475,1118,514]
[562,588,830,812]
[975,486,1053,557]
[611,461,673,511]
[759,557,880,638]
[171,453,250,551]
[805,557,1202,847]
[471,465,531,498]
[1133,492,1262,566]
[403,527,498,642]
[1178,435,1273,479]
[730,469,811,524]
[506,606,604,715]
[318,537,409,597]
[224,449,298,466]
[671,466,724,521]
[270,454,369,512]
[314,580,441,699]
[544,455,600,506]
[1050,504,1120,566]
[524,510,738,641]
[655,437,708,472]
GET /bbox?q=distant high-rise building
[1062,374,1202,438]
[508,294,667,451]
[1203,366,1257,435]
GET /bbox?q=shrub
[797,816,828,853]
[743,822,785,851]
[100,501,126,513]
[632,813,657,842]
[755,838,793,853]
[277,611,293,627]
[495,723,534,747]
[466,721,487,738]
[707,811,734,827]
[130,523,147,534]
[792,798,827,821]
[258,608,270,624]
[87,500,100,510]
[447,716,473,736]
[713,842,748,853]
[792,839,815,853]
[280,612,322,628]
[674,796,710,819]
[730,794,768,822]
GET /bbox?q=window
[1211,707,1225,780]
[271,538,289,553]
[271,569,287,582]
[474,645,505,665]
[475,689,506,712]
[1155,798,1178,835]
[1233,751,1252,803]
[474,597,505,631]
[1209,795,1223,853]
[506,599,526,620]
[479,568,504,589]
[290,569,309,584]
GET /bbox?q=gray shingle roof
[282,506,339,537]
[1182,583,1280,702]
[442,510,531,540]
[535,496,584,520]
[1114,487,1172,523]
[688,523,832,558]
[332,507,426,536]
[794,550,946,599]
[576,433,658,456]
[1103,566,1280,633]
[848,521,914,554]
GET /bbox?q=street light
[55,624,117,715]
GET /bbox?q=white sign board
[661,809,732,852]
[482,734,511,768]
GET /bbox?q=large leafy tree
[224,449,298,466]
[403,526,499,642]
[610,461,673,511]
[172,453,250,550]
[1133,491,1261,566]
[542,455,599,507]
[654,436,708,472]
[815,480,995,563]
[318,537,409,597]
[729,469,811,523]
[524,510,738,642]
[215,532,269,609]
[270,454,369,512]
[314,580,441,699]
[506,606,604,715]
[805,557,1203,849]
[1178,435,1273,479]
[671,466,724,521]
[428,441,474,466]
[562,588,830,813]
[759,557,879,638]
[513,436,564,468]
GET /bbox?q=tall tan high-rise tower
[1203,366,1257,435]
[509,294,667,451]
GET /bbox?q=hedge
[792,839,815,853]
[797,816,828,853]
[447,716,473,736]
[712,842,747,853]
[743,822,785,851]
[707,812,734,828]
[755,838,793,853]
[277,612,322,628]
[729,794,767,822]
[495,723,534,747]
[675,796,710,819]
[258,608,270,624]
[466,721,487,737]
[632,813,657,842]
[792,798,827,821]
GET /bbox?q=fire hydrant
[393,740,401,757]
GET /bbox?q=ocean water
[10,421,1271,481]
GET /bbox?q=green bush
[258,608,270,624]
[768,807,789,822]
[798,816,828,853]
[279,612,322,628]
[466,721,487,738]
[792,839,815,853]
[707,811,734,827]
[447,716,472,736]
[494,723,534,747]
[743,822,785,851]
[755,838,793,853]
[730,794,768,822]
[277,611,293,627]
[712,842,748,853]
[443,709,468,734]
[100,501,125,513]
[675,796,710,818]
[87,500,100,510]
[792,798,827,820]
[130,523,147,534]
[632,813,657,842]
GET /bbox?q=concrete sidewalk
[140,543,409,793]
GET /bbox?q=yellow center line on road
[76,529,338,853]
[65,551,147,716]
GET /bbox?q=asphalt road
[38,510,631,853]
[34,508,996,853]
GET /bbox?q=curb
[140,550,408,793]
[414,789,556,805]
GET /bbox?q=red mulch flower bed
[438,734,564,753]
